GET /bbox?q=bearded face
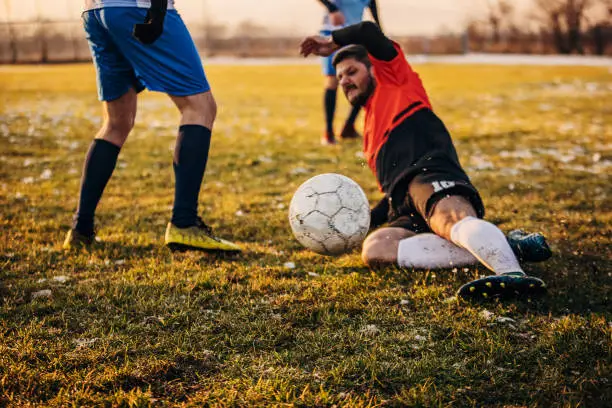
[336,58,376,107]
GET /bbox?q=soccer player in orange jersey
[300,22,551,300]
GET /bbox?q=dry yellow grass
[0,62,610,406]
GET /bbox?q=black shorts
[387,169,485,233]
[376,108,467,196]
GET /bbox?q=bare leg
[69,89,137,241]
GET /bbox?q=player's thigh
[362,227,416,265]
[83,9,145,102]
[102,8,210,98]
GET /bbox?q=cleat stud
[482,292,488,298]
[486,282,492,288]
[500,283,506,288]
[470,286,476,292]
[529,284,535,288]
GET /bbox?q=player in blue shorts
[64,0,241,253]
[317,0,380,145]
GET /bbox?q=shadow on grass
[337,252,611,316]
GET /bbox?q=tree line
[0,0,610,63]
[467,0,611,54]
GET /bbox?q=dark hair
[332,44,371,69]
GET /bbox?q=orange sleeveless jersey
[362,42,432,180]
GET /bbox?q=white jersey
[321,0,370,32]
[83,0,176,11]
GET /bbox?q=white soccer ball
[289,173,371,256]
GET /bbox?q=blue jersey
[83,0,175,11]
[322,0,371,31]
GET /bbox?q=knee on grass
[361,233,400,267]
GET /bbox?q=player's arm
[369,196,389,230]
[333,21,395,60]
[368,0,382,29]
[133,0,168,44]
[300,21,396,61]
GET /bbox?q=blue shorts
[320,30,337,77]
[83,7,210,101]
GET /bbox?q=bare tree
[567,0,592,53]
[35,0,49,63]
[533,0,594,54]
[533,0,567,53]
[589,0,612,54]
[3,0,18,63]
[487,0,514,43]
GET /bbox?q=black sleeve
[317,0,339,13]
[331,21,397,61]
[150,0,168,12]
[368,0,381,28]
[369,196,389,230]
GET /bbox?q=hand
[300,35,340,57]
[133,8,166,44]
[329,10,345,26]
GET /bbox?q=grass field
[0,62,611,407]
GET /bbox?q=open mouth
[345,87,358,98]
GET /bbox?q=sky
[1,0,535,35]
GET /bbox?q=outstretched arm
[368,0,381,28]
[300,21,397,61]
[333,21,395,60]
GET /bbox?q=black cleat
[340,125,361,140]
[507,229,552,263]
[457,272,547,301]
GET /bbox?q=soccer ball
[289,173,371,256]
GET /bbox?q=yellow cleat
[164,218,241,253]
[63,229,95,250]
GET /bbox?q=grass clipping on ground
[0,63,610,406]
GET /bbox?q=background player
[317,0,381,145]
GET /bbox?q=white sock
[397,233,478,269]
[450,216,523,275]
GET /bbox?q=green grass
[0,62,611,407]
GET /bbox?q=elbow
[358,21,381,37]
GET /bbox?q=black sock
[73,139,120,236]
[324,88,337,134]
[345,104,360,129]
[171,125,211,228]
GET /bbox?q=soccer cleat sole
[165,242,241,254]
[457,274,547,301]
